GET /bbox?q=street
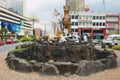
[0,42,23,54]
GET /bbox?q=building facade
[70,11,120,39]
[0,7,32,36]
[0,0,26,16]
[66,0,85,11]
[35,28,42,37]
[106,14,119,36]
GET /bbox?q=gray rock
[10,58,32,72]
[106,55,117,69]
[41,63,59,75]
[100,55,117,69]
[29,60,37,65]
[6,51,16,65]
[76,61,105,76]
[32,62,44,72]
[48,60,54,64]
[54,62,78,74]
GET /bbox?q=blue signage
[1,21,20,33]
[12,24,20,33]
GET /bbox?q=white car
[102,34,120,47]
[66,35,80,43]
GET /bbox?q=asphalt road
[0,42,24,54]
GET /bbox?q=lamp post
[32,21,35,36]
[40,23,50,36]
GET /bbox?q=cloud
[26,0,120,24]
[26,0,65,23]
[86,0,120,13]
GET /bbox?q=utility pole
[103,0,106,10]
[40,23,50,35]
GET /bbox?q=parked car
[6,39,13,44]
[13,39,19,43]
[0,41,4,46]
[66,35,80,43]
[102,34,120,47]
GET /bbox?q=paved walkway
[0,42,23,54]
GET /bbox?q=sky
[26,0,120,30]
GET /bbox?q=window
[75,29,78,32]
[103,16,105,19]
[100,16,102,19]
[100,23,102,26]
[75,15,78,19]
[93,22,95,26]
[71,28,74,32]
[79,22,81,25]
[96,16,99,19]
[75,22,78,26]
[103,23,105,26]
[71,15,74,19]
[72,22,74,26]
[93,16,95,19]
[83,22,85,26]
[96,22,99,26]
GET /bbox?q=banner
[1,21,20,33]
[1,21,13,31]
[12,24,20,33]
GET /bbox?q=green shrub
[116,37,120,40]
[12,48,25,52]
[20,44,31,48]
[19,36,34,42]
[112,45,120,50]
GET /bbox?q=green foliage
[0,28,8,41]
[11,30,16,34]
[94,42,100,45]
[116,37,120,40]
[1,28,8,35]
[20,44,31,48]
[4,36,9,40]
[112,45,120,50]
[12,48,25,52]
[19,36,33,42]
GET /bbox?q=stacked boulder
[6,43,117,76]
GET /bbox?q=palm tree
[29,15,39,36]
[11,30,16,39]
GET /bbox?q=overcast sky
[26,0,120,24]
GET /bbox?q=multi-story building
[70,11,120,39]
[70,11,107,39]
[70,11,79,35]
[106,14,119,35]
[0,7,32,36]
[66,0,85,11]
[0,0,26,16]
[35,28,42,37]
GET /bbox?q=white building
[70,11,106,39]
[0,7,33,36]
[0,0,26,16]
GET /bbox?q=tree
[0,28,8,41]
[29,15,39,36]
[10,30,16,39]
[11,30,16,35]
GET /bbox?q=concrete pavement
[0,42,24,54]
